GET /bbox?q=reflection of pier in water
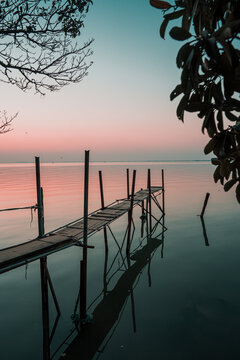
[41,214,166,360]
[0,151,166,360]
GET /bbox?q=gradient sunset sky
[0,0,210,163]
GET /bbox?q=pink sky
[0,0,210,163]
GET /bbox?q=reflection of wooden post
[200,217,210,246]
[127,256,137,333]
[99,170,105,209]
[127,170,136,253]
[140,188,144,217]
[161,215,165,258]
[126,168,130,199]
[162,169,165,215]
[35,156,45,238]
[103,227,108,297]
[81,150,90,321]
[99,170,108,253]
[140,188,145,238]
[40,257,50,360]
[80,259,86,320]
[147,169,152,233]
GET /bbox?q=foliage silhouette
[150,0,240,202]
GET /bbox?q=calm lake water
[1,161,240,360]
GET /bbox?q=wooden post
[162,169,165,215]
[200,192,210,218]
[35,156,45,238]
[147,169,152,233]
[126,168,130,199]
[40,257,50,360]
[80,259,86,320]
[83,150,90,247]
[126,169,136,253]
[81,150,90,321]
[99,170,108,252]
[98,170,105,209]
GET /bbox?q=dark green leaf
[164,9,184,20]
[205,37,220,63]
[224,178,237,192]
[160,18,169,39]
[170,84,183,101]
[225,111,239,122]
[204,136,217,155]
[220,161,230,179]
[216,110,224,131]
[202,109,213,134]
[206,110,217,138]
[212,81,223,104]
[213,165,221,183]
[176,94,189,121]
[181,66,192,94]
[176,42,192,68]
[224,76,234,98]
[211,158,220,165]
[185,101,202,112]
[236,183,240,204]
[169,26,192,41]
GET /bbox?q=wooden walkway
[0,186,163,273]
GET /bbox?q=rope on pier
[0,205,38,212]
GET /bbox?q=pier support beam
[99,170,108,254]
[81,150,90,321]
[35,156,45,238]
[126,168,130,200]
[162,169,165,215]
[126,169,136,254]
[99,170,105,210]
[147,169,152,234]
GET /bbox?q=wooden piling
[200,192,210,218]
[98,170,105,210]
[147,169,152,233]
[35,156,45,238]
[126,168,130,199]
[83,150,90,247]
[99,170,108,253]
[126,169,136,253]
[81,150,90,321]
[162,169,165,215]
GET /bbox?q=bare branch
[0,111,18,134]
[0,0,93,94]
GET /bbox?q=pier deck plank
[0,186,163,273]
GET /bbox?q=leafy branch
[150,0,240,203]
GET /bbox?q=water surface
[1,161,240,360]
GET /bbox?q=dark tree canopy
[150,0,240,203]
[0,0,93,95]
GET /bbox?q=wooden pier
[1,152,166,359]
[0,186,163,274]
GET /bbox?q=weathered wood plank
[0,186,163,272]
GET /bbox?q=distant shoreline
[0,159,211,165]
